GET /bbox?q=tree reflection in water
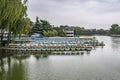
[0,53,30,80]
[0,51,91,80]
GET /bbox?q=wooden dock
[2,37,105,53]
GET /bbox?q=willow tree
[12,18,31,37]
[0,0,29,46]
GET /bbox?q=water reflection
[1,36,120,80]
[1,51,90,80]
[111,37,120,48]
[0,58,5,76]
[111,37,120,54]
[0,54,28,80]
[34,54,41,60]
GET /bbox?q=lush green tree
[71,26,81,36]
[31,16,42,34]
[43,30,48,37]
[0,0,29,45]
[115,26,120,34]
[31,17,53,35]
[40,20,52,30]
[53,26,66,37]
[12,18,31,36]
[43,30,58,37]
[110,24,119,34]
[109,24,120,34]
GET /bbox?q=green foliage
[13,18,31,35]
[43,30,58,37]
[31,16,54,36]
[53,26,66,37]
[110,24,120,34]
[40,20,52,30]
[31,19,114,37]
[0,0,29,45]
[31,16,42,34]
[0,0,28,29]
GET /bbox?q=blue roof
[31,33,43,38]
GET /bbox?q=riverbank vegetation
[30,17,110,37]
[31,17,119,37]
[110,24,120,34]
[30,16,58,37]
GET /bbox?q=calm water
[0,36,120,80]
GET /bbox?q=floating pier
[3,37,105,53]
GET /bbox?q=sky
[27,0,120,29]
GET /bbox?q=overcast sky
[27,0,120,29]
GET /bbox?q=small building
[63,27,74,37]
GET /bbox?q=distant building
[63,27,74,37]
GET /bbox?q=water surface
[0,36,120,80]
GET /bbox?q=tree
[43,30,58,37]
[53,26,66,37]
[0,0,29,46]
[31,17,53,35]
[31,16,43,34]
[40,20,52,30]
[110,24,119,34]
[115,26,120,34]
[12,18,31,36]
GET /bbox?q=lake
[0,36,120,80]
